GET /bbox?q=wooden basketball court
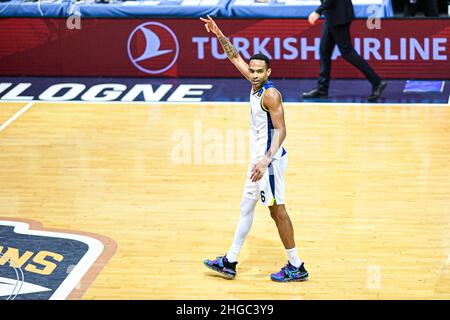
[0,100,449,299]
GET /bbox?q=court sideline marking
[0,100,449,107]
[0,102,34,133]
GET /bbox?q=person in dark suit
[303,0,387,102]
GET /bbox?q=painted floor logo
[0,218,116,300]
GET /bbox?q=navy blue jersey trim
[266,112,274,153]
[268,164,276,205]
[264,80,275,90]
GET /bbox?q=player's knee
[269,205,286,221]
[240,198,255,217]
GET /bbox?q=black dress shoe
[302,88,328,98]
[368,81,387,102]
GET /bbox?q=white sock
[226,243,242,263]
[286,247,302,268]
[226,197,257,263]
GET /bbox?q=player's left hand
[200,15,221,36]
[308,12,320,25]
[251,158,270,182]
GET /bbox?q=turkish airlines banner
[0,18,448,79]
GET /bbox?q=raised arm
[200,15,250,81]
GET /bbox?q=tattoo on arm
[218,35,238,59]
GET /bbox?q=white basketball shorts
[242,153,287,206]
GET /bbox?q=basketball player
[200,15,308,282]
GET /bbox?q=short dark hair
[249,53,270,69]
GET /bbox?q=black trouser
[317,21,381,92]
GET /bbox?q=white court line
[0,100,449,107]
[0,102,34,133]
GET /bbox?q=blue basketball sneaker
[270,262,309,282]
[203,255,237,279]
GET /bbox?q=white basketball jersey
[249,80,286,164]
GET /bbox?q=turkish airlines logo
[127,22,179,74]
